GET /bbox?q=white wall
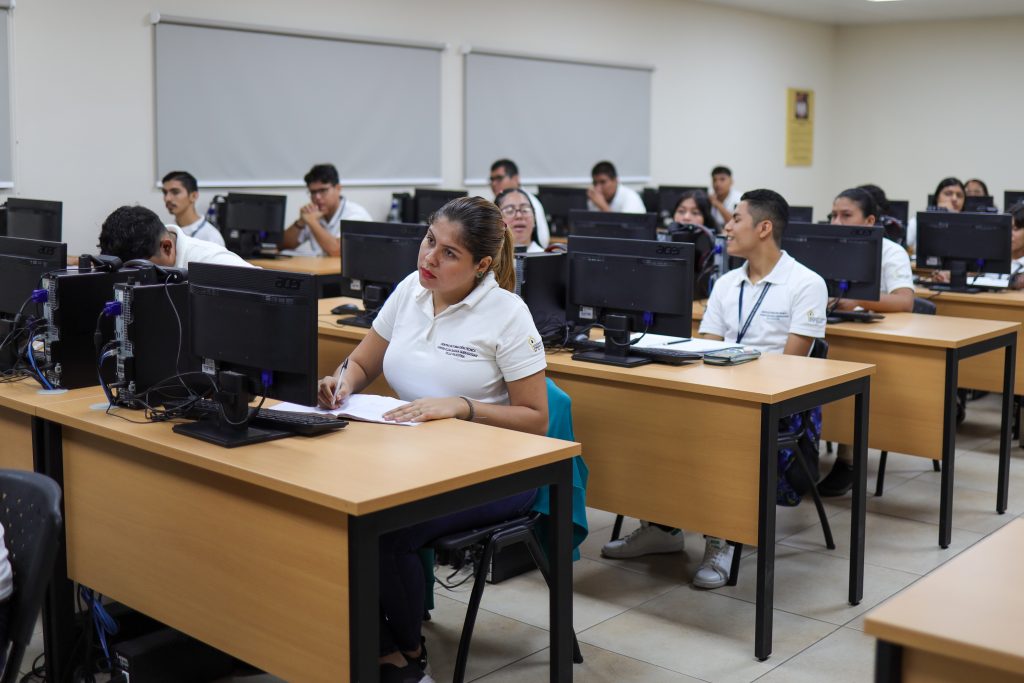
[8,0,838,253]
[831,18,1024,215]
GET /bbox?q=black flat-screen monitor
[657,185,706,220]
[514,251,566,334]
[339,220,426,327]
[1004,191,1024,211]
[566,235,693,367]
[887,200,909,226]
[916,211,1012,292]
[568,210,658,241]
[173,263,318,446]
[782,222,883,301]
[222,193,286,258]
[789,206,813,223]
[0,199,62,241]
[964,195,996,213]
[413,188,467,224]
[0,236,67,372]
[536,186,589,237]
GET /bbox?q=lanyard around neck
[737,280,772,344]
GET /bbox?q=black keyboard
[630,347,702,365]
[187,399,348,436]
[827,311,885,324]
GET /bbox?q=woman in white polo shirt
[496,187,544,253]
[318,196,547,683]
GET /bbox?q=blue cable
[27,335,53,390]
[79,586,118,661]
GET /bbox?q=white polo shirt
[699,250,827,355]
[881,237,914,294]
[711,187,742,228]
[167,225,254,270]
[526,191,551,248]
[372,271,547,404]
[588,185,646,214]
[290,197,373,257]
[179,216,225,247]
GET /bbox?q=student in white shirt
[710,165,742,229]
[161,170,225,247]
[280,163,372,257]
[318,197,547,683]
[495,187,544,253]
[602,190,828,590]
[587,160,645,214]
[1007,202,1024,289]
[489,158,550,247]
[98,206,254,270]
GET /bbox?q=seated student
[857,183,906,245]
[672,189,717,231]
[161,171,225,247]
[965,178,989,198]
[603,190,828,590]
[906,177,966,251]
[280,163,372,257]
[98,205,253,269]
[496,187,544,253]
[709,165,742,229]
[489,158,550,247]
[587,161,645,214]
[318,197,547,683]
[998,201,1024,289]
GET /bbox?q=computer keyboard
[827,311,885,324]
[630,347,702,365]
[186,399,348,436]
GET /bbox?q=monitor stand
[172,370,290,448]
[571,314,651,368]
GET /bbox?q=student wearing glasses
[495,187,544,253]
[280,163,372,257]
[489,158,550,247]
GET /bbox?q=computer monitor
[657,185,706,221]
[641,187,659,214]
[916,211,1012,292]
[221,193,286,258]
[339,220,427,327]
[413,189,468,224]
[964,195,996,213]
[566,235,694,367]
[789,206,813,223]
[0,236,67,372]
[886,200,909,226]
[0,199,62,241]
[1004,191,1024,211]
[172,263,318,447]
[781,222,883,301]
[568,210,658,240]
[514,251,567,338]
[536,186,589,237]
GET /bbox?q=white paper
[269,394,421,426]
[968,276,1009,290]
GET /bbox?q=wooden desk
[0,380,105,470]
[822,313,1018,548]
[864,518,1024,682]
[318,306,876,661]
[34,396,579,682]
[247,256,342,298]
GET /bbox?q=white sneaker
[692,537,734,589]
[601,521,685,559]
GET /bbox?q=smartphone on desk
[702,347,761,366]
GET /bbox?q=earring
[476,271,485,279]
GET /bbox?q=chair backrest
[0,470,63,678]
[809,337,829,360]
[913,297,937,315]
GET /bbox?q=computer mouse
[572,333,591,345]
[331,303,361,315]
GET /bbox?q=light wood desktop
[822,312,1018,548]
[317,298,876,661]
[0,380,105,470]
[29,392,579,682]
[246,255,341,275]
[864,517,1024,683]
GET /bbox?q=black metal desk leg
[997,339,1015,514]
[874,641,903,683]
[549,459,574,682]
[755,404,779,661]
[939,350,958,549]
[849,382,869,605]
[349,515,381,683]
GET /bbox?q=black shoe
[818,460,854,497]
[403,636,428,672]
[380,659,433,683]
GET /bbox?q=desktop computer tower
[112,280,204,408]
[41,269,134,389]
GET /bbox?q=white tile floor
[21,394,1021,682]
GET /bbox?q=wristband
[459,396,475,422]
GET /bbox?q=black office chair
[610,338,836,585]
[874,298,941,497]
[429,513,583,682]
[0,470,63,683]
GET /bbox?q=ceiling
[694,0,1024,25]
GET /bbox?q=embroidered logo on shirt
[437,342,480,359]
[807,309,827,325]
[760,309,789,321]
[528,335,543,353]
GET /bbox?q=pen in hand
[331,358,349,407]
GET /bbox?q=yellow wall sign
[786,88,814,166]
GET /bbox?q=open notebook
[270,394,421,426]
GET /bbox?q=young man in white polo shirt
[710,165,742,229]
[280,163,372,257]
[601,189,828,589]
[489,158,550,248]
[98,205,254,270]
[587,160,646,214]
[161,170,225,247]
